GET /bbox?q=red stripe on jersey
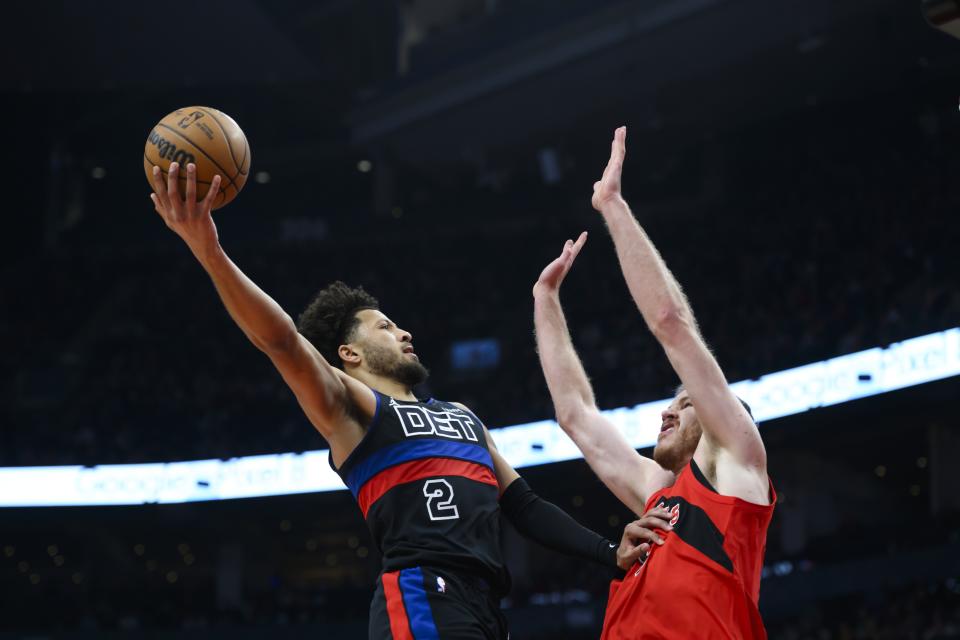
[382,570,414,640]
[357,458,499,518]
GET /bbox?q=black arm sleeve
[499,477,618,568]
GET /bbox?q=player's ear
[339,344,361,366]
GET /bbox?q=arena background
[2,0,959,637]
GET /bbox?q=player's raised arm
[591,128,766,474]
[148,162,374,442]
[532,235,673,514]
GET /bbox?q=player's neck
[351,369,417,402]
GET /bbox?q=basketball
[143,106,251,210]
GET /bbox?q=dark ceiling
[2,0,958,219]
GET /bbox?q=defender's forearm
[195,245,298,353]
[533,291,596,421]
[599,199,697,338]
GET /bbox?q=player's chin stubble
[652,432,697,474]
[365,343,429,388]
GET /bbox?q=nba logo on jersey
[437,576,447,593]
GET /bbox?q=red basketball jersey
[601,460,775,640]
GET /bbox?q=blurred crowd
[767,580,960,640]
[3,518,957,639]
[2,100,957,467]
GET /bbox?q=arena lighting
[1,328,957,508]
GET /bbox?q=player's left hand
[532,231,587,297]
[616,505,673,570]
[592,126,627,212]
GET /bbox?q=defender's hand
[592,126,627,212]
[616,505,673,570]
[533,232,587,297]
[150,162,222,256]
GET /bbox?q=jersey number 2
[423,479,460,521]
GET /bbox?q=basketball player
[147,162,668,639]
[532,128,775,639]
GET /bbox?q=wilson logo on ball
[146,130,196,166]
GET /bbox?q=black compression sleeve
[499,477,618,568]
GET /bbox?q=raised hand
[591,126,626,212]
[533,231,587,297]
[616,504,673,570]
[150,162,222,257]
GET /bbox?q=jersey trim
[686,459,778,509]
[358,457,498,517]
[690,458,720,493]
[329,389,384,473]
[345,439,495,496]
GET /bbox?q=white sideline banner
[1,328,957,507]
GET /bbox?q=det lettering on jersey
[391,401,479,442]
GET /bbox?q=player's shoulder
[445,400,479,416]
[642,470,678,509]
[443,401,493,439]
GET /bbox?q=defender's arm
[530,236,673,513]
[592,129,765,472]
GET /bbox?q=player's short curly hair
[297,281,379,369]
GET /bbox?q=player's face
[652,390,702,472]
[353,309,428,387]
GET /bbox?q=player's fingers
[167,162,182,210]
[643,506,673,519]
[184,163,197,206]
[603,133,620,171]
[641,508,674,524]
[621,542,649,565]
[644,505,673,519]
[637,514,673,532]
[201,175,221,211]
[615,126,627,160]
[620,549,643,566]
[570,231,588,257]
[150,166,170,210]
[625,522,666,546]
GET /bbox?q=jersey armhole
[690,458,720,494]
[328,391,384,473]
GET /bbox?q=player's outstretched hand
[533,231,587,297]
[592,126,627,212]
[150,162,222,256]
[616,504,673,570]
